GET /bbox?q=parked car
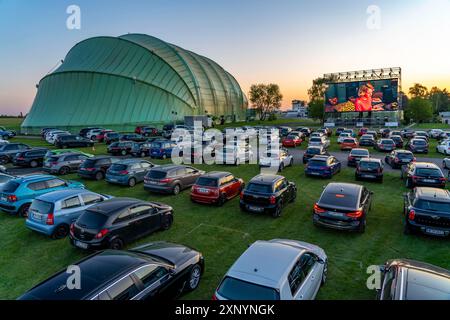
[278,126,292,137]
[443,158,450,169]
[44,149,93,161]
[298,127,311,137]
[403,187,450,237]
[407,138,429,154]
[413,131,429,140]
[375,139,396,152]
[377,259,450,300]
[358,127,368,136]
[135,125,152,135]
[308,136,330,149]
[340,138,359,151]
[342,129,355,137]
[162,124,175,139]
[259,148,293,172]
[12,148,48,168]
[104,132,120,144]
[120,133,147,142]
[55,135,94,148]
[355,158,384,182]
[141,127,160,137]
[305,155,341,178]
[149,140,177,159]
[359,134,376,147]
[302,146,328,164]
[107,141,141,156]
[401,129,415,139]
[335,127,346,136]
[347,148,370,167]
[41,128,58,138]
[46,131,70,144]
[436,140,450,155]
[401,162,446,189]
[0,143,30,164]
[69,198,174,251]
[86,128,105,141]
[389,131,402,138]
[390,135,404,148]
[213,239,327,300]
[190,172,244,206]
[144,165,205,195]
[337,133,351,144]
[78,156,121,180]
[379,128,391,138]
[43,152,91,175]
[26,189,111,239]
[0,175,84,217]
[106,159,156,187]
[313,182,372,233]
[19,241,204,300]
[79,127,102,137]
[240,174,296,218]
[94,129,114,142]
[385,150,415,169]
[429,129,444,139]
[216,144,253,166]
[282,134,302,148]
[366,130,378,139]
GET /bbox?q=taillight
[95,229,109,239]
[439,177,447,182]
[70,223,74,236]
[240,191,244,199]
[46,213,54,225]
[16,157,24,160]
[119,170,129,175]
[412,157,416,162]
[160,178,173,183]
[394,158,399,163]
[314,203,326,214]
[269,195,276,205]
[346,210,363,218]
[212,293,218,300]
[412,175,418,181]
[408,209,415,221]
[86,167,96,172]
[7,195,17,202]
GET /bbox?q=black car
[356,158,384,182]
[335,127,345,136]
[403,187,450,237]
[239,174,297,218]
[104,132,120,145]
[70,198,174,250]
[390,135,404,148]
[0,143,30,164]
[407,138,429,154]
[162,124,175,139]
[302,146,328,164]
[144,165,205,195]
[366,130,378,139]
[313,183,372,233]
[297,127,311,137]
[134,141,154,158]
[18,241,204,300]
[78,156,121,180]
[401,129,415,139]
[79,127,101,138]
[120,133,147,142]
[401,162,446,189]
[107,141,141,156]
[142,127,160,137]
[12,148,48,168]
[385,150,415,169]
[380,128,391,138]
[55,135,94,148]
[359,135,376,147]
[377,259,450,300]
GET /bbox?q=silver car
[309,136,330,149]
[259,148,293,171]
[43,152,90,175]
[214,239,328,300]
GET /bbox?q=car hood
[131,241,199,267]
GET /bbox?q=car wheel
[173,184,181,195]
[358,219,366,233]
[161,215,173,230]
[406,178,413,189]
[443,161,447,169]
[162,154,167,160]
[128,178,136,187]
[0,156,8,165]
[217,194,226,206]
[95,171,104,181]
[30,160,38,168]
[185,264,202,292]
[321,260,328,286]
[109,238,124,250]
[279,163,284,172]
[121,150,127,156]
[52,224,69,239]
[140,151,146,158]
[91,135,97,141]
[272,202,282,218]
[18,203,31,218]
[59,166,70,175]
[403,222,414,235]
[289,158,294,167]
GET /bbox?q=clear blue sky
[0,0,449,114]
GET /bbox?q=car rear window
[196,177,218,187]
[77,211,108,229]
[320,190,359,208]
[246,183,272,193]
[286,135,297,140]
[29,200,53,215]
[398,153,413,159]
[110,164,128,171]
[416,168,442,177]
[148,170,167,179]
[413,140,426,145]
[81,159,96,167]
[217,277,279,300]
[1,181,19,193]
[306,148,320,155]
[359,161,380,170]
[310,138,321,143]
[414,199,450,213]
[151,142,162,148]
[381,140,394,144]
[343,139,355,143]
[0,174,12,184]
[351,150,369,156]
[308,159,327,166]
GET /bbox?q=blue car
[150,140,177,159]
[26,189,112,239]
[305,155,341,178]
[0,175,85,216]
[105,159,156,187]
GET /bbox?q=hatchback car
[19,241,204,300]
[347,148,370,167]
[0,143,30,164]
[26,189,111,239]
[240,174,297,218]
[359,134,376,147]
[191,172,244,206]
[150,140,177,159]
[403,187,450,237]
[78,156,121,180]
[355,158,384,182]
[43,152,90,175]
[70,198,173,250]
[313,183,372,233]
[340,138,359,151]
[358,128,368,136]
[213,239,327,300]
[12,148,48,168]
[0,175,84,216]
[337,133,351,144]
[407,138,429,154]
[377,259,450,300]
[385,150,415,169]
[390,135,404,148]
[55,135,94,149]
[375,139,396,152]
[144,165,205,195]
[401,162,446,189]
[104,132,120,144]
[302,146,328,164]
[106,159,156,187]
[120,133,147,143]
[308,136,330,149]
[259,148,293,172]
[436,140,450,155]
[107,141,141,156]
[282,134,302,148]
[44,149,93,161]
[305,155,341,178]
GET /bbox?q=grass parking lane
[1,162,449,300]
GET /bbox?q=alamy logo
[66,5,81,30]
[66,265,81,290]
[366,265,382,290]
[366,5,381,30]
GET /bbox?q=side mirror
[317,258,325,265]
[168,268,176,276]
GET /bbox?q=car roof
[395,150,413,154]
[413,162,439,169]
[226,240,305,289]
[151,164,186,172]
[415,187,450,202]
[12,174,57,183]
[311,155,330,160]
[351,148,369,153]
[36,189,96,202]
[324,182,363,194]
[87,198,143,216]
[200,171,231,179]
[359,158,381,163]
[249,174,283,185]
[115,158,142,165]
[53,152,83,158]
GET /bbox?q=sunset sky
[0,0,449,114]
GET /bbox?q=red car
[191,171,244,206]
[358,128,368,136]
[96,129,114,142]
[340,138,359,151]
[282,134,302,148]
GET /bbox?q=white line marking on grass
[181,223,251,238]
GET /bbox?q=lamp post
[171,111,178,128]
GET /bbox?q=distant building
[439,112,450,124]
[292,100,309,117]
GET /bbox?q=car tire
[52,224,69,239]
[30,160,38,168]
[358,219,366,233]
[18,203,31,218]
[58,166,70,175]
[128,178,136,187]
[95,171,104,181]
[161,215,173,230]
[321,260,328,286]
[173,184,181,195]
[121,150,127,156]
[140,151,146,158]
[279,163,284,172]
[91,135,97,141]
[185,264,202,292]
[443,161,447,169]
[272,202,282,218]
[406,178,413,189]
[0,156,9,165]
[217,194,226,207]
[162,154,167,160]
[109,238,124,250]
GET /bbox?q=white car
[429,129,444,139]
[309,136,330,149]
[310,132,324,138]
[337,133,351,144]
[259,148,293,171]
[443,158,450,170]
[214,239,328,300]
[437,140,450,155]
[46,131,70,144]
[86,128,104,140]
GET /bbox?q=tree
[248,83,283,120]
[307,77,329,101]
[404,97,433,123]
[429,87,450,113]
[408,83,428,99]
[308,99,325,121]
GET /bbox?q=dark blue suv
[150,140,177,159]
[305,155,341,178]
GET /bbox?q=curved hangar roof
[21,33,248,133]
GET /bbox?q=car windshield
[351,150,369,156]
[308,159,327,166]
[286,135,297,140]
[320,190,359,208]
[414,199,450,213]
[343,139,355,143]
[77,211,108,229]
[0,174,12,184]
[196,177,218,187]
[359,162,380,170]
[29,200,53,215]
[1,181,19,193]
[413,140,426,145]
[382,140,394,144]
[416,168,442,178]
[217,277,279,300]
[246,183,272,193]
[306,148,320,155]
[310,138,321,143]
[148,170,167,179]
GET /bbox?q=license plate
[148,181,157,184]
[362,174,375,178]
[1,196,6,202]
[109,178,118,182]
[310,172,320,175]
[423,179,436,183]
[425,228,445,236]
[248,206,263,212]
[32,212,43,220]
[198,188,209,193]
[328,211,344,217]
[75,241,88,249]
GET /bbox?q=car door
[131,266,181,300]
[59,195,83,223]
[131,204,161,236]
[73,155,88,170]
[184,167,200,186]
[139,161,153,180]
[290,253,320,300]
[112,208,138,243]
